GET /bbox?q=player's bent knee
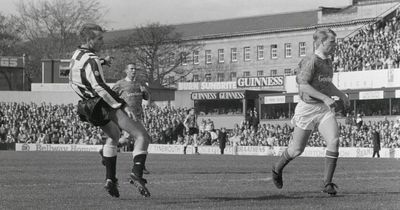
[326,137,339,150]
[292,149,304,158]
[288,147,304,158]
[105,137,119,146]
[134,131,150,142]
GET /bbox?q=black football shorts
[77,97,113,126]
[187,127,199,136]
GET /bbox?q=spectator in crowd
[334,14,400,72]
[1,101,400,149]
[371,128,381,158]
[356,114,364,129]
[217,128,228,154]
[0,124,7,142]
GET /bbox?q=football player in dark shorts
[183,108,199,154]
[69,23,151,198]
[271,28,350,196]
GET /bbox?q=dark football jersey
[112,79,146,119]
[296,54,334,104]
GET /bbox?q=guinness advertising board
[191,91,245,100]
[236,76,284,88]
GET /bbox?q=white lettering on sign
[218,92,244,100]
[237,76,284,88]
[15,143,102,152]
[263,96,286,104]
[0,57,18,67]
[178,82,200,90]
[199,82,237,90]
[178,82,237,90]
[191,92,218,100]
[359,91,384,100]
[191,91,244,100]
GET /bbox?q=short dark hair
[313,28,336,48]
[79,23,105,42]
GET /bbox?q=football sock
[132,154,147,178]
[274,149,293,173]
[183,146,187,154]
[324,150,339,184]
[103,145,118,182]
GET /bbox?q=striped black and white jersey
[69,47,124,109]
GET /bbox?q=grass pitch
[0,151,399,210]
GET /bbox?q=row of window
[168,68,293,83]
[179,42,307,65]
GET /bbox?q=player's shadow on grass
[206,194,303,201]
[206,192,349,201]
[185,171,266,175]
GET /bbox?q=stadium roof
[103,0,400,42]
[104,10,318,42]
[170,10,318,39]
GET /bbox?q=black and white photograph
[0,0,400,209]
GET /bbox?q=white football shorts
[291,100,335,130]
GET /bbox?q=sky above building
[0,0,350,30]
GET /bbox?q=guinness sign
[237,76,284,88]
[191,91,245,100]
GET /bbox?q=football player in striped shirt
[183,108,200,154]
[69,23,151,197]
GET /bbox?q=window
[229,72,237,81]
[284,43,292,58]
[181,53,187,65]
[284,69,292,76]
[257,70,264,76]
[217,73,225,81]
[257,45,264,60]
[271,44,278,59]
[299,42,306,57]
[179,76,186,82]
[218,49,224,63]
[193,74,199,82]
[243,71,250,77]
[205,50,212,64]
[205,73,212,82]
[231,48,238,62]
[59,59,70,78]
[193,51,199,64]
[270,69,277,76]
[244,47,251,61]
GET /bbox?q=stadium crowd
[334,14,400,72]
[1,102,400,148]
